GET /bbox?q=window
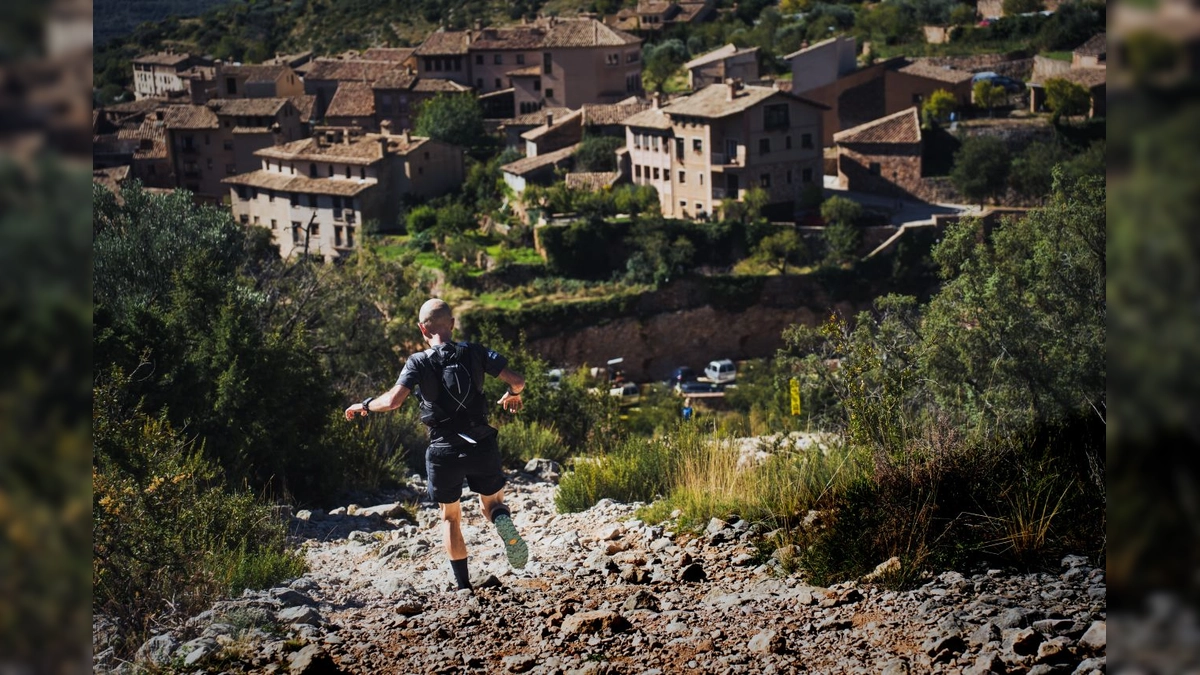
[268,191,274,203]
[801,133,813,149]
[652,136,659,151]
[271,219,277,229]
[786,136,793,150]
[653,167,660,180]
[475,55,484,65]
[758,138,770,155]
[335,226,344,247]
[517,54,525,65]
[675,138,684,159]
[328,165,335,177]
[206,158,214,170]
[360,167,366,179]
[693,138,702,153]
[542,53,552,74]
[545,88,554,99]
[291,221,301,234]
[477,78,484,88]
[695,202,703,212]
[606,53,619,66]
[239,214,249,224]
[699,174,703,185]
[310,223,320,236]
[764,104,790,131]
[346,166,352,178]
[760,173,770,188]
[802,168,813,183]
[226,77,237,95]
[678,171,685,183]
[424,57,433,70]
[680,200,687,212]
[292,227,300,244]
[346,227,356,248]
[495,78,502,89]
[626,51,640,63]
[912,93,923,104]
[253,215,260,224]
[635,165,642,178]
[533,79,541,91]
[869,162,881,176]
[494,54,503,65]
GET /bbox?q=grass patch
[1040,51,1073,61]
[498,418,571,466]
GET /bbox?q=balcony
[710,146,745,169]
[712,187,742,201]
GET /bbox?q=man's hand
[498,391,523,413]
[344,403,368,421]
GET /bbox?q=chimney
[545,112,554,127]
[475,19,483,30]
[380,119,393,135]
[652,92,661,109]
[725,78,737,101]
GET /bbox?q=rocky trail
[104,462,1107,674]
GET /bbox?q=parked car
[972,71,1025,94]
[704,359,737,384]
[664,366,697,387]
[677,380,721,395]
[609,382,640,406]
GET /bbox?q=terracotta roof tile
[132,52,193,67]
[303,59,402,82]
[521,110,583,141]
[582,99,650,126]
[414,30,471,55]
[161,104,219,129]
[543,18,640,47]
[832,107,921,144]
[223,170,377,196]
[1031,68,1106,88]
[219,64,291,83]
[503,107,573,127]
[621,106,672,129]
[290,95,316,122]
[1073,34,1106,57]
[565,171,620,190]
[208,97,290,117]
[361,47,416,62]
[104,98,170,114]
[896,60,974,84]
[684,44,736,69]
[372,71,418,89]
[501,143,580,176]
[256,133,430,164]
[674,2,713,22]
[660,83,798,119]
[412,78,471,92]
[326,82,376,118]
[471,25,549,50]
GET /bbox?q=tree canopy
[413,94,487,149]
[950,135,1011,205]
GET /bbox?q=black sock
[450,557,472,590]
[489,505,511,522]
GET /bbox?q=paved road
[822,176,982,226]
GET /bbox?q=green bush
[93,374,305,654]
[498,418,569,466]
[556,433,681,512]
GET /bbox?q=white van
[704,359,737,383]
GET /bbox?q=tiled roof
[372,71,418,89]
[785,36,838,61]
[638,0,674,14]
[303,59,401,82]
[471,25,549,50]
[896,60,974,84]
[1031,68,1106,88]
[543,18,640,48]
[1073,34,1106,57]
[674,2,712,22]
[661,83,796,119]
[684,44,736,69]
[290,95,316,122]
[117,123,169,159]
[161,104,219,129]
[507,65,543,77]
[582,99,650,126]
[104,98,170,115]
[219,64,290,83]
[232,126,273,134]
[326,82,376,118]
[208,98,289,117]
[415,30,471,55]
[256,133,429,164]
[132,52,192,67]
[621,106,672,129]
[521,109,583,141]
[832,107,920,144]
[503,107,573,127]
[412,78,471,92]
[361,47,416,62]
[565,171,620,190]
[501,143,580,176]
[222,170,377,197]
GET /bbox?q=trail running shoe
[493,513,528,569]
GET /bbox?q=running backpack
[418,342,486,430]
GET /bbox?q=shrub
[921,89,957,126]
[556,433,681,512]
[498,418,568,466]
[1044,77,1091,124]
[950,135,1011,205]
[575,135,624,172]
[93,375,305,654]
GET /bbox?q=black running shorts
[425,431,505,504]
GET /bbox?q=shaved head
[419,299,454,334]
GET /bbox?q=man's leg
[440,500,472,589]
[480,488,528,569]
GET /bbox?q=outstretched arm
[496,367,525,413]
[344,383,412,420]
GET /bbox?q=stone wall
[1032,55,1072,82]
[837,142,924,198]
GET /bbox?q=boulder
[287,644,343,674]
[278,605,323,627]
[560,610,631,636]
[748,629,787,654]
[1078,621,1105,653]
[135,634,178,665]
[622,589,660,612]
[358,503,409,519]
[503,654,537,673]
[679,563,707,583]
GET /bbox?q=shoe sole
[493,514,528,569]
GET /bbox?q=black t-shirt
[396,342,508,423]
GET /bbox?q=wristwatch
[361,396,375,415]
[507,387,523,396]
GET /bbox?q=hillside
[94,0,233,46]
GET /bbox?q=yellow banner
[789,378,800,416]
